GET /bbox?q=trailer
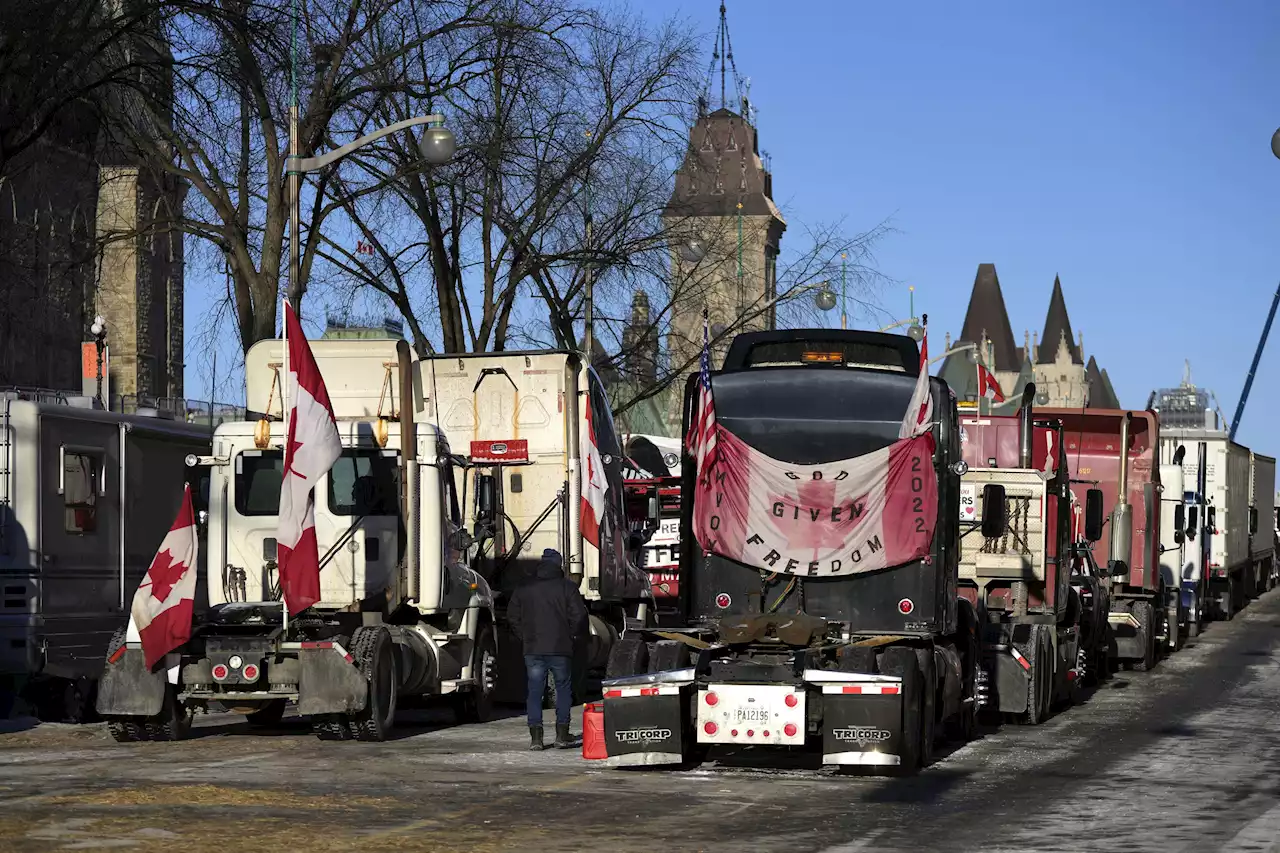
[1039,409,1164,671]
[414,351,656,694]
[1159,428,1251,621]
[1248,452,1276,596]
[958,389,1103,721]
[97,339,499,741]
[0,390,210,721]
[599,329,978,775]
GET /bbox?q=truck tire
[1132,601,1157,672]
[1019,626,1052,725]
[102,628,148,743]
[345,626,398,742]
[913,648,937,767]
[312,715,352,741]
[648,640,691,674]
[876,647,922,775]
[245,699,287,728]
[142,685,192,742]
[455,624,498,724]
[606,637,648,679]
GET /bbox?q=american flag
[686,310,718,480]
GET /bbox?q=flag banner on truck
[581,396,608,547]
[277,301,343,615]
[129,485,198,669]
[693,429,938,577]
[686,310,719,480]
[978,363,1005,402]
[899,321,933,439]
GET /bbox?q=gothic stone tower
[1030,276,1087,408]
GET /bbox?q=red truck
[957,387,1108,723]
[1039,408,1164,672]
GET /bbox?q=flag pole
[281,300,290,637]
[976,355,982,417]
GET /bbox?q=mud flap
[297,647,369,717]
[981,624,1033,715]
[1108,610,1143,660]
[95,647,166,717]
[602,686,688,767]
[814,675,906,767]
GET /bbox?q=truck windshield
[328,450,400,516]
[235,450,283,517]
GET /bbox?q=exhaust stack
[1109,411,1134,576]
[1018,383,1036,469]
[398,340,420,602]
[1197,441,1208,502]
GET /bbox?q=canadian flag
[978,363,1005,402]
[581,398,607,546]
[277,301,343,615]
[899,322,934,439]
[129,485,198,669]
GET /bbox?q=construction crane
[1229,281,1280,442]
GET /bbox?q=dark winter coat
[508,561,588,658]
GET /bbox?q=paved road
[4,591,1280,852]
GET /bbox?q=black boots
[529,725,544,751]
[554,723,573,749]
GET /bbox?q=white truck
[1248,452,1276,596]
[1157,447,1190,648]
[1160,429,1252,622]
[415,351,655,686]
[96,339,498,741]
[0,390,210,722]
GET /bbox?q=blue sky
[186,1,1280,451]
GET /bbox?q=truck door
[317,448,402,607]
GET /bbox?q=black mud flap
[1108,610,1143,660]
[984,624,1033,715]
[603,688,688,767]
[297,647,368,717]
[820,681,907,768]
[95,648,166,717]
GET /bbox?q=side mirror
[449,528,474,552]
[1111,560,1129,578]
[1174,504,1185,545]
[1187,505,1198,540]
[1249,506,1258,535]
[646,495,661,530]
[1208,507,1217,532]
[1085,488,1105,543]
[980,484,1007,538]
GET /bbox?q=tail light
[784,693,799,708]
[784,723,798,737]
[704,692,719,706]
[241,663,260,683]
[703,721,718,735]
[211,663,230,681]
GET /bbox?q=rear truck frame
[958,387,1101,723]
[1248,452,1275,598]
[414,351,657,702]
[97,339,499,741]
[599,328,978,775]
[1040,408,1164,672]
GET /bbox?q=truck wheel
[648,640,691,674]
[913,648,937,767]
[245,699,287,728]
[455,624,497,724]
[1019,627,1051,725]
[1132,601,1157,672]
[346,626,398,742]
[312,715,352,741]
[606,637,648,679]
[143,685,192,742]
[877,647,922,775]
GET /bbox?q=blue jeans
[525,654,572,727]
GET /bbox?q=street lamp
[929,341,983,367]
[286,112,456,310]
[679,235,708,263]
[1271,126,1280,161]
[89,314,107,408]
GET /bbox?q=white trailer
[415,351,655,682]
[0,391,210,721]
[1160,429,1251,621]
[1157,454,1189,648]
[1249,452,1276,595]
[97,339,498,741]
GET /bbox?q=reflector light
[784,693,799,708]
[842,686,862,694]
[107,646,127,665]
[704,692,719,706]
[604,690,622,698]
[470,439,529,464]
[242,664,260,682]
[883,686,900,695]
[639,687,659,696]
[746,729,755,737]
[704,721,718,735]
[801,351,841,363]
[784,723,798,737]
[211,664,229,681]
[763,730,770,738]
[898,598,914,615]
[731,729,739,737]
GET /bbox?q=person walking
[508,548,587,750]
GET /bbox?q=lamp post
[90,315,108,409]
[285,113,456,312]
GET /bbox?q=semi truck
[97,338,499,741]
[1157,446,1190,650]
[1159,428,1252,622]
[599,328,978,775]
[957,389,1105,722]
[1,389,210,722]
[413,352,656,692]
[1039,408,1164,671]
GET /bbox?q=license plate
[734,707,770,724]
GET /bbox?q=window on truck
[235,450,283,516]
[441,457,461,526]
[63,451,100,534]
[328,449,400,516]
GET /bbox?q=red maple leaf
[146,549,189,602]
[769,478,866,560]
[282,430,307,482]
